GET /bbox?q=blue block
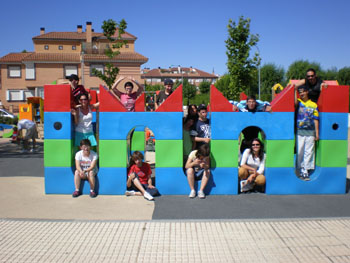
[156,168,189,195]
[209,167,238,195]
[98,167,127,194]
[99,112,183,140]
[156,167,238,195]
[266,167,346,194]
[45,167,75,194]
[44,112,73,140]
[211,112,294,140]
[319,113,348,140]
[45,167,127,195]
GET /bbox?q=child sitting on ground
[126,151,159,201]
[72,139,98,198]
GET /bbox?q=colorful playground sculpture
[44,82,349,195]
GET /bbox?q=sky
[1,0,349,76]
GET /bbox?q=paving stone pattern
[1,219,350,262]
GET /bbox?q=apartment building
[141,66,218,87]
[0,22,148,112]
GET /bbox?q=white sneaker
[143,191,154,201]
[125,190,135,196]
[198,190,205,199]
[189,189,196,198]
[240,180,254,192]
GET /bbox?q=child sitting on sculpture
[239,138,266,192]
[185,143,211,199]
[126,151,159,201]
[73,139,98,198]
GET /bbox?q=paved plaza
[0,137,350,262]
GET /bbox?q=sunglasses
[80,98,88,101]
[252,144,260,146]
[306,75,315,78]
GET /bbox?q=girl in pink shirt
[111,77,144,112]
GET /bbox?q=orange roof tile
[0,52,33,63]
[84,52,148,63]
[33,31,136,41]
[23,53,80,62]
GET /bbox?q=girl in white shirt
[71,94,99,147]
[239,138,266,192]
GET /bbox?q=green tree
[225,16,260,100]
[286,60,322,80]
[182,79,197,105]
[145,83,163,92]
[260,63,285,101]
[199,81,210,94]
[92,19,127,89]
[337,67,350,85]
[323,67,338,81]
[215,74,232,97]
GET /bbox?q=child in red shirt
[126,151,159,201]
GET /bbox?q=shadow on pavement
[0,139,44,177]
[153,194,350,220]
[0,140,43,159]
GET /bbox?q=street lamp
[255,46,261,100]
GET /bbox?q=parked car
[0,109,15,119]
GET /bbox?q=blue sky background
[1,0,349,76]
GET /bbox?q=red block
[271,84,294,112]
[240,92,247,101]
[44,85,71,112]
[156,85,183,112]
[317,85,349,113]
[210,85,233,112]
[99,85,127,112]
[135,93,145,112]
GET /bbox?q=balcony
[82,42,110,55]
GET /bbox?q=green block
[131,131,145,151]
[99,140,127,167]
[211,140,238,168]
[156,140,182,167]
[44,139,73,167]
[265,140,294,167]
[316,140,348,167]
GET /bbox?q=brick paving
[1,218,350,262]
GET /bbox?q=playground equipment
[44,82,349,195]
[19,97,44,124]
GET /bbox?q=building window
[35,87,44,98]
[25,63,35,80]
[6,90,24,101]
[24,90,35,100]
[58,45,63,50]
[64,65,78,78]
[125,44,129,48]
[8,66,21,78]
[90,64,104,76]
[44,45,49,50]
[72,45,76,50]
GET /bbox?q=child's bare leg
[87,171,95,191]
[199,169,211,192]
[74,170,82,190]
[186,168,195,190]
[132,177,146,195]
